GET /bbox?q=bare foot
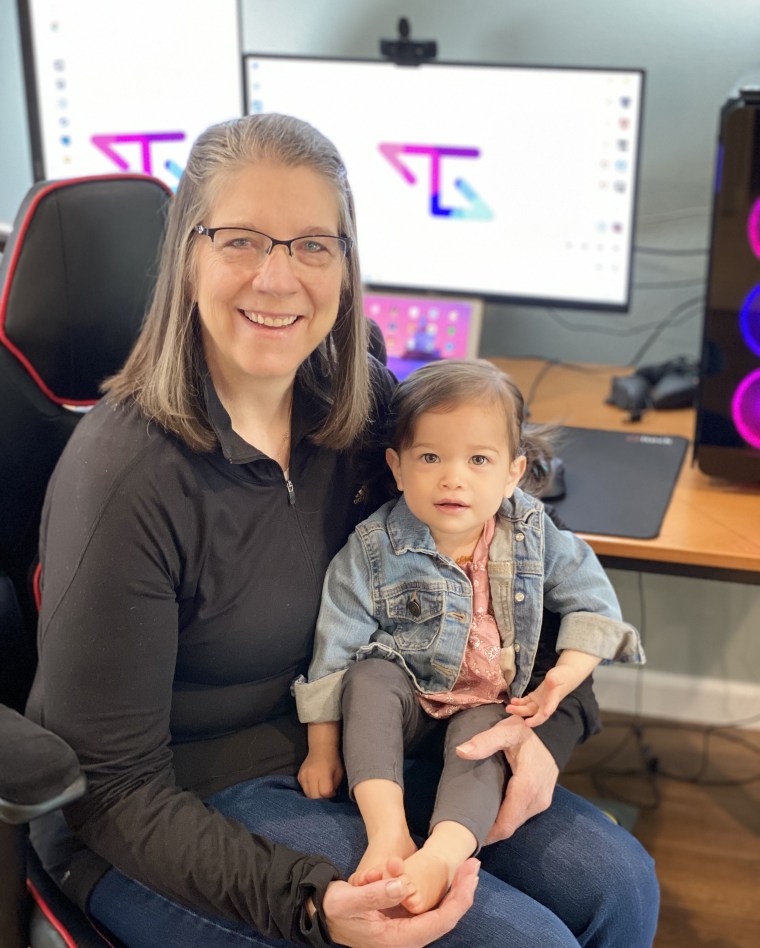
[397,846,454,914]
[348,830,417,886]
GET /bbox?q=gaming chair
[0,174,172,948]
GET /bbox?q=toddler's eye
[471,455,489,466]
[421,453,439,464]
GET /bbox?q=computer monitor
[245,54,645,312]
[17,0,243,191]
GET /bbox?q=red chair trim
[26,877,78,948]
[33,561,42,613]
[0,174,170,407]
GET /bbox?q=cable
[623,295,704,366]
[522,296,703,373]
[637,206,711,225]
[518,358,617,416]
[571,717,760,794]
[633,278,707,290]
[540,295,703,344]
[567,577,760,800]
[635,245,708,257]
[522,359,559,416]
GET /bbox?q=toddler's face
[386,400,526,558]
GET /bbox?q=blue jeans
[88,767,659,947]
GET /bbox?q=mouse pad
[546,426,689,539]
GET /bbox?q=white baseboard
[593,665,760,730]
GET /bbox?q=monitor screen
[364,291,483,380]
[245,55,644,311]
[17,0,243,191]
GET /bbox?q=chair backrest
[0,174,172,709]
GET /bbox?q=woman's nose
[252,245,300,293]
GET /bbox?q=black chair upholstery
[0,174,171,948]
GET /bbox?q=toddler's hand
[298,751,345,799]
[505,666,570,727]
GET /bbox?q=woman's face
[192,160,345,390]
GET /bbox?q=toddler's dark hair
[388,359,556,494]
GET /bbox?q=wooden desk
[492,358,760,583]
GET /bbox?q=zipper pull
[285,477,296,506]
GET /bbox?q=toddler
[294,359,644,914]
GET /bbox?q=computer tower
[694,83,760,481]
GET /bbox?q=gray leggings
[341,657,509,849]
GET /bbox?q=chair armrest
[0,705,86,825]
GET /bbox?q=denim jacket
[293,488,643,723]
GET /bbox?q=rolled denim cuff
[293,671,345,723]
[558,611,645,664]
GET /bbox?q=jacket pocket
[384,587,445,650]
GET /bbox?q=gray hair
[104,113,370,452]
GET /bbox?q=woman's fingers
[322,858,480,947]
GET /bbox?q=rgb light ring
[748,197,760,260]
[739,285,760,357]
[730,193,760,450]
[731,368,760,449]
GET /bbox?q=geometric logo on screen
[732,197,760,449]
[379,143,493,220]
[91,132,186,188]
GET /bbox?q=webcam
[380,17,437,66]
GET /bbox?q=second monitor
[364,292,483,381]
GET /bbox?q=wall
[1,0,759,724]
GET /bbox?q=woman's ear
[504,454,528,498]
[385,448,403,492]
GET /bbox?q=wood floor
[560,712,760,948]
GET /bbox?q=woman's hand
[456,714,559,843]
[321,856,479,947]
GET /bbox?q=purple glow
[731,369,760,449]
[378,143,492,219]
[739,285,760,357]
[748,197,760,260]
[91,132,185,175]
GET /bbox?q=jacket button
[514,591,525,602]
[514,643,521,653]
[515,532,524,542]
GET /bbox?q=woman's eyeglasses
[194,225,351,272]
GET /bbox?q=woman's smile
[240,309,301,328]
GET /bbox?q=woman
[27,114,658,947]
